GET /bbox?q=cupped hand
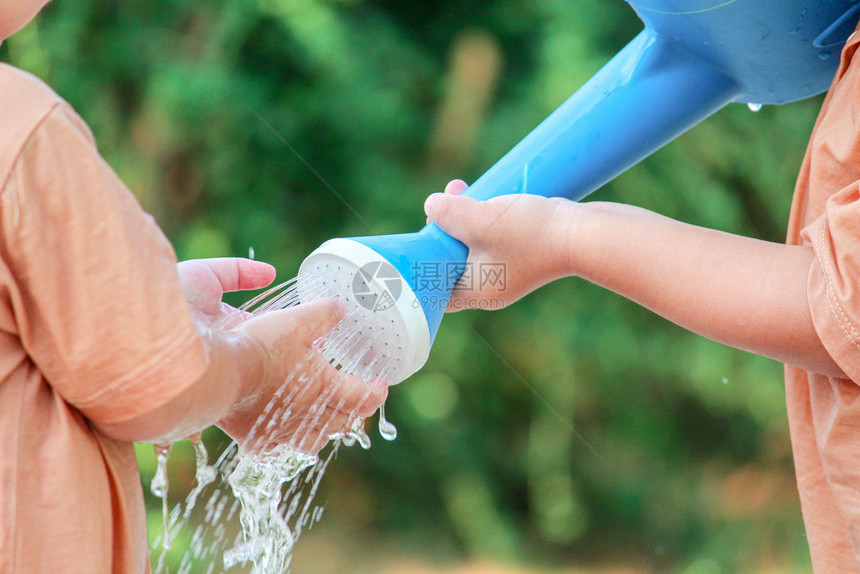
[177,258,388,455]
[424,180,575,311]
[220,298,388,455]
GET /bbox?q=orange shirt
[0,64,208,572]
[787,29,860,573]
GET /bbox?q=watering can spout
[301,1,860,384]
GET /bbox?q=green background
[2,0,824,572]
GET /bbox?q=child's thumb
[290,298,346,345]
[424,193,481,242]
[243,298,345,349]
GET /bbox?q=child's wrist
[553,200,582,278]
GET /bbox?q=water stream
[151,444,172,550]
[149,269,400,573]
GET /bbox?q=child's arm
[94,257,387,454]
[424,183,845,379]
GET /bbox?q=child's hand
[176,258,387,455]
[220,299,387,455]
[424,180,576,311]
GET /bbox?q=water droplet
[342,417,372,449]
[150,443,172,549]
[378,404,398,441]
[249,246,255,260]
[193,439,217,489]
[183,438,218,520]
[722,377,729,385]
[747,103,763,112]
[819,51,831,60]
[355,428,372,449]
[151,444,170,497]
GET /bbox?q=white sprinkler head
[297,238,431,385]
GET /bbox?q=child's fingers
[195,257,277,293]
[239,298,344,357]
[289,431,330,456]
[282,406,351,455]
[287,298,347,346]
[424,193,483,243]
[280,398,370,455]
[305,356,387,418]
[332,375,388,419]
[426,180,469,224]
[359,377,389,417]
[444,179,469,195]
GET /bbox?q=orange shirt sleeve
[804,196,860,384]
[0,102,209,426]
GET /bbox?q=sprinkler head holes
[297,238,431,385]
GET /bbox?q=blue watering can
[299,0,860,384]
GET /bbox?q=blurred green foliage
[2,0,824,571]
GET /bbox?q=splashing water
[222,446,317,571]
[150,268,404,573]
